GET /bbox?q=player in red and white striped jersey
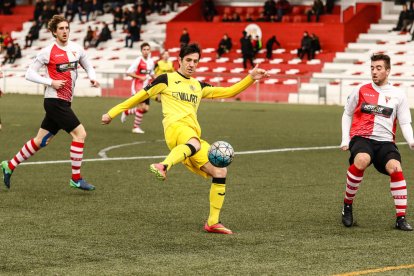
[1,15,99,191]
[340,53,414,231]
[120,42,155,134]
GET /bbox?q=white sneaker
[132,127,145,134]
[121,112,127,123]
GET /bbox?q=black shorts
[41,98,81,135]
[349,136,401,175]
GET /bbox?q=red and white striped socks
[344,164,364,205]
[390,171,407,217]
[70,141,84,181]
[133,109,144,129]
[8,139,40,170]
[124,108,136,116]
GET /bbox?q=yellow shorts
[165,123,210,178]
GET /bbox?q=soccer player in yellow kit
[154,51,175,76]
[102,43,269,234]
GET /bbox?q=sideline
[333,264,414,276]
[19,142,408,166]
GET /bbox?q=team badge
[385,96,391,103]
[189,84,195,91]
[72,51,77,58]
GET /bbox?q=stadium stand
[0,0,383,104]
[303,1,414,107]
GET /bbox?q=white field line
[19,142,408,166]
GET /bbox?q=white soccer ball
[208,141,235,168]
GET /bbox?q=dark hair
[48,15,69,38]
[371,53,391,69]
[140,42,150,50]
[179,43,201,59]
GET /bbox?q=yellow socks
[207,179,226,226]
[162,144,194,170]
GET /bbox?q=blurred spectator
[55,0,65,14]
[264,0,276,19]
[326,0,336,14]
[202,0,217,21]
[3,0,13,15]
[125,20,141,48]
[25,22,40,48]
[82,0,93,22]
[0,33,4,54]
[3,33,13,49]
[222,13,231,22]
[252,35,262,55]
[230,12,241,22]
[33,0,44,22]
[310,33,321,60]
[40,5,54,28]
[256,11,268,22]
[92,0,103,18]
[122,7,132,30]
[297,31,313,60]
[113,6,123,31]
[245,13,254,22]
[179,28,190,48]
[307,0,324,22]
[217,33,232,58]
[95,22,112,47]
[83,26,95,48]
[275,0,291,21]
[65,0,82,22]
[14,43,21,60]
[392,4,411,31]
[2,43,15,65]
[133,5,147,25]
[240,31,254,69]
[266,35,280,60]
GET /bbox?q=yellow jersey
[154,60,174,76]
[107,71,254,134]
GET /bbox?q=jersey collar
[176,70,190,79]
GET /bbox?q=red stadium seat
[292,6,303,15]
[293,15,303,23]
[282,16,291,22]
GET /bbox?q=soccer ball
[208,141,235,168]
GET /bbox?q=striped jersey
[25,41,96,102]
[345,82,411,142]
[127,56,154,94]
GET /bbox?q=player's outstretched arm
[101,90,149,125]
[202,65,269,99]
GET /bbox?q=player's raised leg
[2,128,52,189]
[69,124,95,191]
[150,141,197,181]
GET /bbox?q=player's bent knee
[211,167,227,178]
[354,153,371,170]
[386,159,402,174]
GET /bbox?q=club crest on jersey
[385,96,391,103]
[189,85,195,91]
[361,102,393,118]
[72,51,77,58]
